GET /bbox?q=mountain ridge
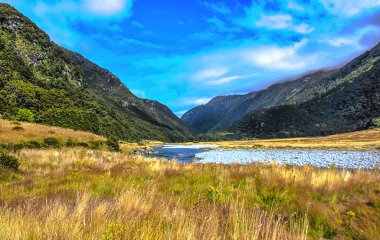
[182,70,335,133]
[183,43,380,137]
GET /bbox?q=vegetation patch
[15,108,34,122]
[11,126,24,131]
[0,152,19,170]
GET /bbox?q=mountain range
[1,3,380,141]
[183,43,380,138]
[0,3,191,141]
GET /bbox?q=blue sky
[4,0,380,116]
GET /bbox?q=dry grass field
[0,119,104,144]
[1,121,380,239]
[198,129,380,150]
[0,148,379,239]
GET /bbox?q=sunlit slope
[0,119,104,144]
[198,128,380,150]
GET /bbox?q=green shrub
[106,137,120,152]
[373,117,380,128]
[12,126,24,131]
[16,108,34,122]
[66,138,76,147]
[23,141,41,149]
[76,142,89,148]
[0,152,19,170]
[43,137,61,148]
[89,140,104,149]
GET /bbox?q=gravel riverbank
[196,149,380,169]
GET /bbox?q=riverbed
[153,145,380,169]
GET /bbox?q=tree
[16,108,34,122]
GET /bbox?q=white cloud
[119,38,163,49]
[84,0,131,16]
[256,14,314,34]
[327,37,357,47]
[326,26,380,48]
[192,67,228,81]
[182,97,212,105]
[288,1,304,11]
[243,40,315,71]
[321,0,380,16]
[175,110,189,117]
[205,73,258,86]
[293,23,315,34]
[34,0,134,20]
[131,89,145,98]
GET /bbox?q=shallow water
[152,144,217,163]
[153,145,380,169]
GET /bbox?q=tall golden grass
[196,128,380,150]
[0,149,308,240]
[0,119,104,144]
[0,148,379,239]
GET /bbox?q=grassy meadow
[0,119,104,144]
[0,121,380,239]
[195,128,380,151]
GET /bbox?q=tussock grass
[0,119,104,144]
[196,128,380,150]
[0,148,379,239]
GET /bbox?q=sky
[4,0,380,116]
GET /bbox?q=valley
[1,2,380,240]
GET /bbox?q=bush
[43,137,61,148]
[16,108,34,122]
[373,117,380,128]
[0,152,19,170]
[66,138,76,147]
[106,137,120,152]
[76,142,89,148]
[89,140,104,149]
[23,141,42,149]
[12,126,24,131]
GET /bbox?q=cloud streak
[321,0,380,16]
[256,14,314,34]
[205,73,258,86]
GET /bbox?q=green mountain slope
[182,70,335,133]
[183,42,380,137]
[232,43,380,138]
[0,3,191,141]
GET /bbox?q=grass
[0,148,379,239]
[0,121,379,239]
[193,128,380,151]
[119,140,163,154]
[0,119,104,145]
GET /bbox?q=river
[152,144,380,169]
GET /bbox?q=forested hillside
[0,4,191,141]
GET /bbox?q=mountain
[182,70,335,133]
[0,3,191,141]
[183,43,380,137]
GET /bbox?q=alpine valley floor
[0,121,380,239]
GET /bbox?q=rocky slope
[0,3,191,141]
